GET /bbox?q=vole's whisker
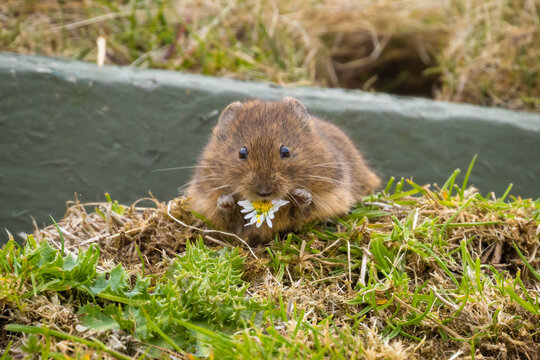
[179,178,218,191]
[228,189,240,197]
[310,164,340,169]
[198,184,232,197]
[151,165,216,173]
[304,175,342,185]
[312,161,361,168]
[311,193,334,214]
[178,175,221,191]
[286,190,304,216]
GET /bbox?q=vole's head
[204,97,335,202]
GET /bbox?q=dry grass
[1,0,538,110]
[436,0,540,110]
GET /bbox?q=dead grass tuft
[36,195,199,276]
[437,0,540,110]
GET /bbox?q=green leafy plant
[78,239,269,355]
[96,193,126,220]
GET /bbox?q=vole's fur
[186,97,380,245]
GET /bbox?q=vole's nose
[256,186,272,197]
[257,188,272,197]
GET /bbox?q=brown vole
[185,97,380,245]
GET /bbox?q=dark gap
[329,33,441,98]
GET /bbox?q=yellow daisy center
[252,200,273,213]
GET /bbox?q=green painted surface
[1,52,539,241]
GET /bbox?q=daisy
[238,199,289,228]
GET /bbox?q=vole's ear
[283,96,308,118]
[218,101,243,126]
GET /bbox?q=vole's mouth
[251,196,286,204]
[243,191,283,202]
[252,196,274,202]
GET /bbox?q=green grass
[0,166,539,359]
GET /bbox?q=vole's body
[186,97,380,245]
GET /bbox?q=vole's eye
[280,145,290,158]
[239,146,248,159]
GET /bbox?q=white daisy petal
[244,215,258,227]
[244,210,258,219]
[256,215,264,228]
[266,216,272,228]
[270,200,288,214]
[238,200,253,208]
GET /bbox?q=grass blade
[5,324,133,360]
[460,154,477,200]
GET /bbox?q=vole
[186,97,380,245]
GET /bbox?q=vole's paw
[291,188,312,207]
[217,194,236,210]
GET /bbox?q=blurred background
[1,0,538,111]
